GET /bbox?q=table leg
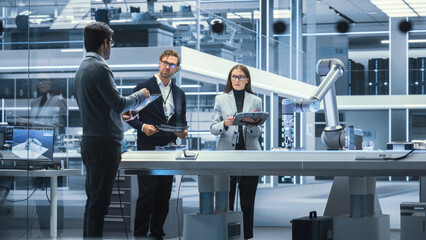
[420,177,426,202]
[50,176,57,238]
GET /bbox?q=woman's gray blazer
[210,90,263,150]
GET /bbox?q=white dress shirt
[155,74,175,121]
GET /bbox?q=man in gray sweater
[74,22,149,238]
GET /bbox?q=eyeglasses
[161,61,177,69]
[38,80,50,85]
[110,39,115,47]
[231,75,247,81]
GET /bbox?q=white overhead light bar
[157,17,196,21]
[181,84,201,88]
[370,0,426,17]
[110,19,133,23]
[227,9,291,20]
[116,86,135,89]
[60,49,84,52]
[274,9,292,19]
[0,64,158,71]
[302,30,389,36]
[381,39,426,44]
[185,92,218,95]
[405,0,426,3]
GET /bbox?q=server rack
[368,58,389,95]
[409,57,426,95]
[348,59,365,95]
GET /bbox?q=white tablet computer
[133,94,161,113]
[233,112,269,126]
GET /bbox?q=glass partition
[1,1,32,238]
[408,16,426,95]
[2,0,426,238]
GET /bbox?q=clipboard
[155,124,190,132]
[132,94,161,113]
[233,112,269,126]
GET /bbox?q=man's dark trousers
[81,139,121,238]
[134,147,173,238]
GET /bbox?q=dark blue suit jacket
[127,76,187,149]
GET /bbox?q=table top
[0,168,80,177]
[120,150,426,176]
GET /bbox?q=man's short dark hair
[84,22,113,52]
[159,49,180,66]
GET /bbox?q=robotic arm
[282,58,345,150]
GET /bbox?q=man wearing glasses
[127,49,187,240]
[74,22,149,238]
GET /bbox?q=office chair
[0,184,11,216]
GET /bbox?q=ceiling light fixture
[181,85,201,88]
[381,39,426,44]
[226,9,291,20]
[370,0,426,17]
[116,86,135,89]
[60,49,84,52]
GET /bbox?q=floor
[1,226,402,240]
[0,177,420,240]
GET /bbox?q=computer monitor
[130,6,140,13]
[162,5,173,13]
[11,126,55,161]
[180,5,191,12]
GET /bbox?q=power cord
[235,176,240,212]
[176,175,184,240]
[7,178,43,202]
[117,170,129,240]
[45,179,51,204]
[384,149,415,161]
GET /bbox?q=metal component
[282,112,294,149]
[345,126,355,150]
[366,177,376,216]
[316,58,345,77]
[321,78,341,131]
[421,177,426,202]
[316,59,345,150]
[282,98,320,114]
[215,192,228,212]
[366,194,375,216]
[199,192,214,214]
[349,177,367,218]
[321,128,345,150]
[198,175,215,214]
[281,97,320,149]
[282,99,295,149]
[214,175,230,212]
[280,58,345,150]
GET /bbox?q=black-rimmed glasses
[231,75,247,81]
[110,39,115,47]
[161,61,177,69]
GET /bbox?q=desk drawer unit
[108,203,131,216]
[104,216,131,230]
[401,202,426,240]
[107,174,136,231]
[111,189,131,202]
